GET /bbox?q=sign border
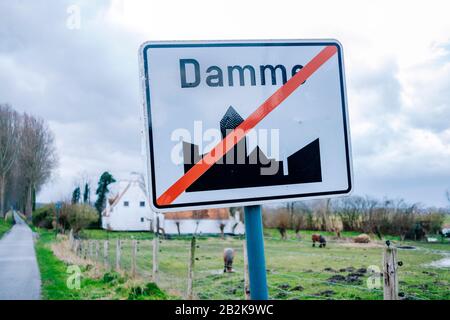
[139,39,353,212]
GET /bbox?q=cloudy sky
[1,0,449,207]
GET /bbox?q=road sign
[140,40,353,212]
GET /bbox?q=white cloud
[1,0,449,206]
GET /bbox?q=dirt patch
[339,242,384,249]
[317,290,335,297]
[346,274,363,285]
[327,272,364,285]
[278,283,291,290]
[356,268,367,274]
[327,274,346,283]
[397,245,416,250]
[339,267,355,273]
[274,291,288,298]
[291,285,304,291]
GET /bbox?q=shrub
[417,212,445,235]
[263,208,291,239]
[32,205,56,229]
[127,283,168,300]
[67,204,98,234]
[4,211,15,225]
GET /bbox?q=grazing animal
[312,234,327,248]
[353,233,370,243]
[223,248,235,273]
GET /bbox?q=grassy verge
[0,212,14,238]
[35,228,168,300]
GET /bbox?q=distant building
[101,173,245,235]
[159,208,245,235]
[442,224,450,237]
[101,173,153,231]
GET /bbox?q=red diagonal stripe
[157,45,338,206]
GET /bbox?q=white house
[101,173,153,231]
[159,209,245,235]
[102,172,245,235]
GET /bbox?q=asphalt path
[0,212,41,300]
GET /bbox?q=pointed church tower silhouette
[219,106,247,164]
[219,106,244,138]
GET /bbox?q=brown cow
[312,234,326,248]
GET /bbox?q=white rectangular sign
[139,39,352,212]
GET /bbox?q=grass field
[0,213,14,238]
[73,228,450,300]
[35,229,168,300]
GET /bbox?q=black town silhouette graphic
[183,106,322,192]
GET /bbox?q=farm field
[67,229,450,300]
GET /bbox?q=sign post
[244,205,268,300]
[139,40,352,301]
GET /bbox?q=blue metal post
[244,205,269,300]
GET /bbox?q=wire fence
[67,233,449,300]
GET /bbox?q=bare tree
[19,114,58,217]
[0,104,20,217]
[217,220,226,239]
[192,209,208,235]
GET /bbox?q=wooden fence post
[131,240,137,278]
[77,240,82,257]
[89,240,93,259]
[103,240,109,267]
[243,241,251,300]
[187,236,196,300]
[383,245,399,300]
[83,241,88,260]
[152,235,159,283]
[74,239,79,256]
[95,241,100,261]
[68,229,74,249]
[116,239,121,271]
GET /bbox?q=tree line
[33,171,117,233]
[70,171,116,225]
[0,104,57,217]
[263,195,449,241]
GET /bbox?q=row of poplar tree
[0,103,57,217]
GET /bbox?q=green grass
[80,229,155,240]
[35,228,168,300]
[37,226,450,300]
[35,230,81,299]
[79,228,449,300]
[0,212,14,238]
[444,214,450,225]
